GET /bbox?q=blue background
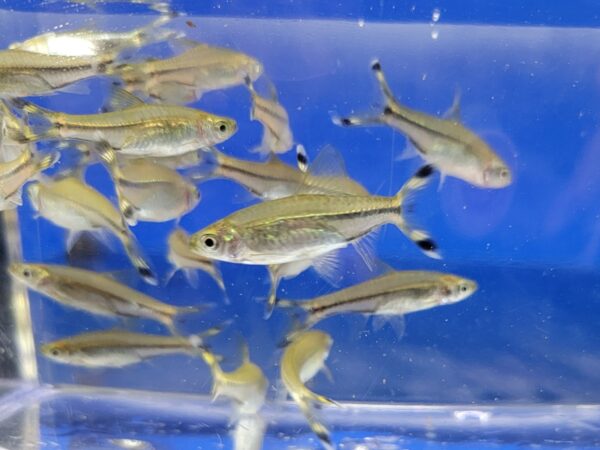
[2,0,600,413]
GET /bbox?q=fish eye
[500,168,509,178]
[460,284,468,292]
[23,269,32,278]
[201,234,219,251]
[216,121,228,134]
[51,349,60,356]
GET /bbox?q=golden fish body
[27,176,156,283]
[209,147,368,201]
[41,329,203,368]
[339,61,512,188]
[281,330,335,450]
[202,349,268,415]
[280,271,478,330]
[20,101,236,157]
[9,263,198,331]
[0,49,106,97]
[115,43,263,103]
[111,158,200,224]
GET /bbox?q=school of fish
[0,4,514,449]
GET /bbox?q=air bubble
[358,18,365,28]
[432,8,441,22]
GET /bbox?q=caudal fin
[333,59,400,129]
[119,231,157,285]
[10,99,59,143]
[298,399,335,450]
[393,164,440,259]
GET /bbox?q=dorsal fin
[294,145,350,195]
[307,145,348,178]
[443,88,461,122]
[103,86,144,112]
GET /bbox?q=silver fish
[41,328,214,368]
[245,76,293,155]
[112,42,263,104]
[189,164,438,313]
[15,89,237,157]
[0,49,108,97]
[100,148,200,225]
[166,228,225,290]
[10,15,176,58]
[9,263,200,333]
[200,145,368,201]
[279,271,477,337]
[280,330,336,450]
[0,149,58,209]
[337,60,512,188]
[27,175,156,284]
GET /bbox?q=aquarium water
[0,1,600,449]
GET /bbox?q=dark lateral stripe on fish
[270,204,399,224]
[309,286,428,315]
[218,159,289,184]
[382,103,465,145]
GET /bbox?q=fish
[27,175,157,284]
[41,328,217,368]
[336,60,512,188]
[189,164,439,314]
[245,76,293,155]
[280,330,336,450]
[278,271,478,339]
[166,228,225,290]
[198,145,368,201]
[111,42,263,104]
[9,15,177,58]
[201,343,268,416]
[14,89,237,157]
[0,49,109,97]
[9,263,201,333]
[0,149,59,210]
[100,147,200,225]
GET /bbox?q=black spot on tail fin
[138,267,156,282]
[415,164,435,179]
[383,106,393,115]
[371,60,382,72]
[417,238,437,253]
[340,118,353,126]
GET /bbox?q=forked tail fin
[333,59,401,129]
[393,164,440,259]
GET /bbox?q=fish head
[439,275,478,305]
[202,115,237,144]
[482,160,512,188]
[9,263,50,288]
[189,221,245,262]
[41,340,76,364]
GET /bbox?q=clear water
[1,3,600,449]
